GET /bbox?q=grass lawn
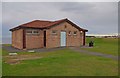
[0,48,2,77]
[2,48,118,76]
[2,44,11,56]
[81,37,118,56]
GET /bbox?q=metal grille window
[26,30,32,34]
[73,31,77,35]
[52,30,57,35]
[26,30,39,35]
[33,30,39,34]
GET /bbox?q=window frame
[26,29,40,35]
[51,30,57,35]
[73,31,77,35]
[32,30,39,34]
[26,30,32,34]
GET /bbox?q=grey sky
[2,2,118,37]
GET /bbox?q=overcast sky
[2,2,118,37]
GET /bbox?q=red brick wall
[12,29,23,49]
[46,29,60,48]
[12,22,86,49]
[46,22,85,48]
[25,29,44,49]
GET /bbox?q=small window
[26,30,39,35]
[73,31,77,35]
[26,30,32,34]
[33,30,39,34]
[68,31,72,35]
[52,30,57,35]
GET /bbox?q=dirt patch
[3,55,42,65]
[4,59,20,65]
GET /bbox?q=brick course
[12,29,23,49]
[10,19,87,49]
[25,29,44,49]
[46,22,85,48]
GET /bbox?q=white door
[60,31,66,46]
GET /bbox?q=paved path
[2,46,24,52]
[2,45,118,60]
[2,45,66,52]
[69,47,118,60]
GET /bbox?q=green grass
[2,38,118,76]
[0,48,2,77]
[2,49,8,56]
[2,44,11,56]
[82,37,118,56]
[2,44,11,47]
[0,49,1,56]
[2,48,118,76]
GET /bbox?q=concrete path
[69,47,118,60]
[2,46,23,52]
[2,45,118,60]
[2,45,66,52]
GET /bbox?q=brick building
[10,18,88,49]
